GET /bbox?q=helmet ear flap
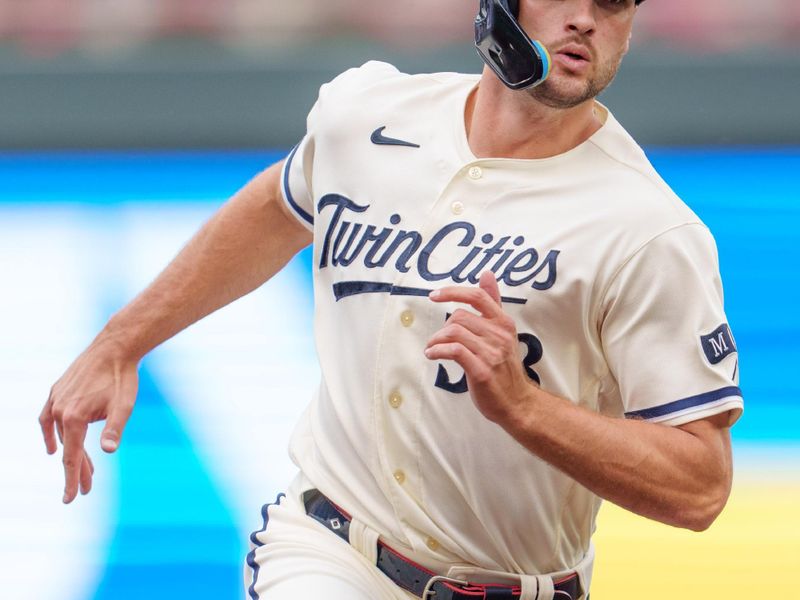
[475,0,550,90]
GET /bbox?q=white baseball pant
[244,472,587,600]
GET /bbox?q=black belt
[303,489,582,600]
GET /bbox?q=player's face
[518,0,637,108]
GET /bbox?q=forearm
[426,273,735,531]
[40,162,312,503]
[97,161,311,362]
[502,386,733,530]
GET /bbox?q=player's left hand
[425,271,536,425]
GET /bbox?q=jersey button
[393,470,406,485]
[400,310,414,327]
[451,201,465,215]
[468,166,483,180]
[426,537,440,552]
[389,391,403,409]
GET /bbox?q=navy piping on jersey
[332,280,527,304]
[625,386,742,420]
[282,144,314,226]
[246,493,285,600]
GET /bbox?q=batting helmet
[475,0,645,91]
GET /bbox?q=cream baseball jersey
[279,61,743,579]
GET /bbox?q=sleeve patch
[700,323,737,365]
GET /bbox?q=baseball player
[40,1,743,599]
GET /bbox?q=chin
[528,78,596,110]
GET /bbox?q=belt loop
[534,575,555,600]
[519,575,538,600]
[348,517,380,565]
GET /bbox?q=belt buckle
[422,575,469,599]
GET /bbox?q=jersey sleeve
[280,136,315,230]
[280,60,401,230]
[600,223,743,427]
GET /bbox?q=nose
[566,0,597,36]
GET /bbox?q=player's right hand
[39,340,139,504]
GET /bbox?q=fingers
[478,271,502,305]
[432,298,516,349]
[39,393,58,455]
[426,271,516,368]
[43,350,140,504]
[101,399,134,453]
[61,416,89,504]
[426,313,513,375]
[79,451,94,496]
[424,341,489,383]
[447,308,496,337]
[429,272,503,317]
[426,322,486,358]
[429,309,511,351]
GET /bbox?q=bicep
[231,159,313,255]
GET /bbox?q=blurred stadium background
[1,2,798,599]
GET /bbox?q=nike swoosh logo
[370,126,420,148]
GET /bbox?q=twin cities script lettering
[318,194,560,298]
